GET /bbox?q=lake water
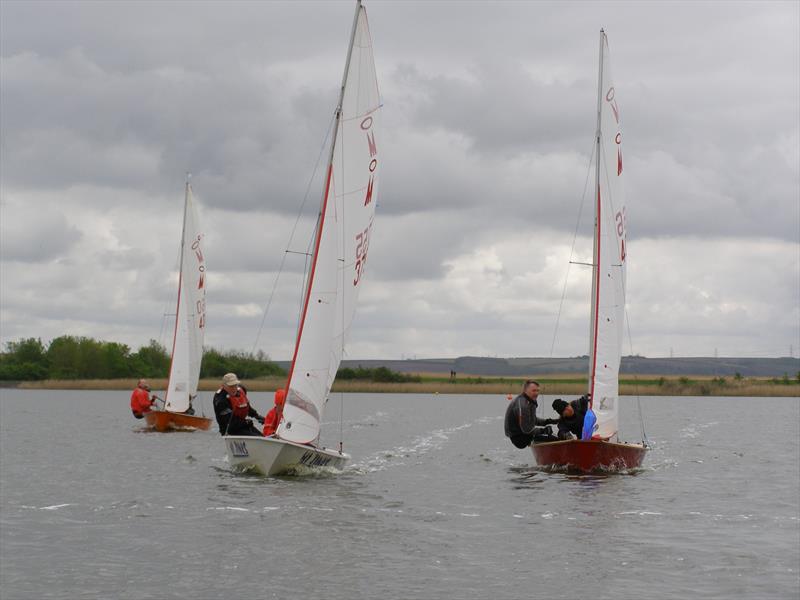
[0,390,798,599]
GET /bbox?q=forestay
[588,31,626,440]
[165,183,207,413]
[279,4,380,445]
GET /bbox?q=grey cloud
[0,208,82,262]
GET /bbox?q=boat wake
[350,415,494,474]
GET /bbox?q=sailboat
[532,30,647,472]
[224,0,380,474]
[145,179,212,432]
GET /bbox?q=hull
[144,410,212,432]
[224,435,349,476]
[531,439,646,473]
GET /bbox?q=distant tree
[0,338,49,380]
[130,340,170,378]
[46,336,82,379]
[199,348,285,379]
[734,372,742,381]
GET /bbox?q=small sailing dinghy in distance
[225,0,381,475]
[532,30,646,472]
[145,179,212,432]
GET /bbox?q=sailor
[552,395,590,440]
[212,373,264,436]
[504,380,559,448]
[130,378,156,419]
[262,388,286,437]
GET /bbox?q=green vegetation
[336,366,421,383]
[0,336,284,381]
[200,348,284,379]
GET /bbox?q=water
[1,390,798,599]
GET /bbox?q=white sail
[165,182,207,413]
[588,31,626,440]
[279,3,380,444]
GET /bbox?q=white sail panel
[279,166,340,443]
[589,32,626,440]
[165,184,206,413]
[279,5,380,445]
[329,6,381,389]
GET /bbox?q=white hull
[223,435,349,476]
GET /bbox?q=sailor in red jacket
[130,379,156,419]
[262,389,286,437]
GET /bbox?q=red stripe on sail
[165,263,183,410]
[589,184,602,407]
[283,163,335,407]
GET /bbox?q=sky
[1,0,798,361]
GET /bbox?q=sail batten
[279,2,380,444]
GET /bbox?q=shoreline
[4,375,799,397]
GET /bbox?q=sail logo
[229,440,249,457]
[299,451,333,468]
[191,235,207,327]
[605,87,623,175]
[361,115,377,206]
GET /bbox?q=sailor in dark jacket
[213,372,264,436]
[552,395,590,440]
[504,380,559,448]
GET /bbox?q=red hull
[531,439,646,473]
[144,410,212,432]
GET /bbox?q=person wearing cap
[504,380,559,448]
[212,373,264,436]
[262,388,286,437]
[552,395,590,440]
[130,378,156,419]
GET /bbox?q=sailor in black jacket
[552,395,590,440]
[504,380,558,448]
[212,372,264,436]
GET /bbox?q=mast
[587,29,605,404]
[283,1,363,393]
[165,174,191,409]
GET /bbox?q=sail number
[615,208,626,262]
[354,221,373,286]
[191,235,207,328]
[354,113,378,285]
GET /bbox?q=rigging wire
[549,139,596,358]
[625,306,650,447]
[250,111,338,358]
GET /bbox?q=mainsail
[279,2,380,444]
[165,182,207,413]
[588,30,626,440]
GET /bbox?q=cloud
[0,0,797,361]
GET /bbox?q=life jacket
[227,387,250,420]
[263,407,278,436]
[130,387,152,415]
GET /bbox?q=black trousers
[510,427,557,448]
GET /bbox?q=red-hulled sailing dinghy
[224,0,380,474]
[532,30,647,473]
[145,179,212,433]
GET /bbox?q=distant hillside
[276,356,800,377]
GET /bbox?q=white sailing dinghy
[225,0,381,474]
[532,30,647,471]
[146,180,211,432]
